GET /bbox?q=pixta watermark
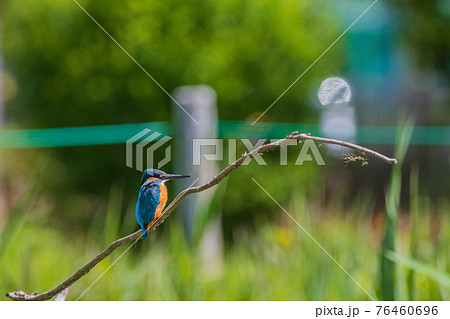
[126,128,172,171]
[193,138,325,166]
[126,129,325,171]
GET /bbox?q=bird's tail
[142,224,149,240]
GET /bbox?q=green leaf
[385,251,450,288]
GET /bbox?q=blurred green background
[0,0,449,300]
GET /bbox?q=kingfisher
[136,168,190,240]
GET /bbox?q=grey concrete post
[172,85,219,242]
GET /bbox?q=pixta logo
[126,130,325,169]
[126,128,172,171]
[193,138,325,166]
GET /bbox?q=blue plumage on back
[136,179,161,240]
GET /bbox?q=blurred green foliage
[381,118,414,300]
[1,0,449,301]
[0,0,344,237]
[1,0,337,125]
[1,170,448,300]
[1,0,339,204]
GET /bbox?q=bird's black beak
[162,174,190,181]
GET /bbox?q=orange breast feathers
[154,183,168,221]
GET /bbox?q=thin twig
[293,133,397,165]
[6,131,396,301]
[343,153,368,167]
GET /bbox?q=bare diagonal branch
[6,131,396,301]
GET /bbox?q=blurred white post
[318,77,356,157]
[172,85,220,242]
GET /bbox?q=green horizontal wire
[0,120,449,149]
[0,122,171,149]
[219,121,450,145]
